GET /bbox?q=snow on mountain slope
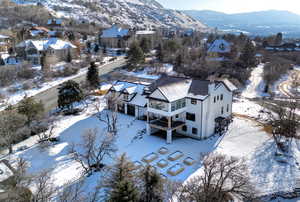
[12,0,208,30]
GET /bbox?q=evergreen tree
[139,166,164,202]
[106,154,139,202]
[17,96,44,126]
[140,37,151,54]
[275,32,283,45]
[239,40,256,68]
[127,42,145,68]
[66,48,72,63]
[174,53,182,71]
[156,43,164,62]
[94,44,99,53]
[57,80,84,111]
[86,62,100,89]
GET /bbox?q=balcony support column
[167,129,172,144]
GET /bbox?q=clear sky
[156,0,300,15]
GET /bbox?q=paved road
[278,68,300,98]
[34,58,127,113]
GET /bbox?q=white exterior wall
[202,84,233,138]
[176,98,203,139]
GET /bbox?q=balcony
[149,118,185,131]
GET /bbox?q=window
[221,107,224,114]
[186,113,195,121]
[227,104,229,112]
[217,95,219,101]
[192,127,198,134]
[149,99,168,112]
[191,99,197,105]
[182,125,187,132]
[171,98,186,112]
[123,94,129,101]
[214,96,216,103]
[175,114,179,118]
[221,94,223,100]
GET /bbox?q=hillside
[11,0,208,30]
[184,10,300,37]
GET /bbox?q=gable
[149,89,168,101]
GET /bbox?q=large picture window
[186,113,195,121]
[171,98,186,111]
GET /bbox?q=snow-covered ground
[0,57,115,111]
[241,64,270,99]
[1,95,298,199]
[122,64,176,80]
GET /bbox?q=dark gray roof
[149,76,236,102]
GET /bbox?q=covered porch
[147,115,185,144]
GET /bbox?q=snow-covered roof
[101,25,129,38]
[111,81,146,95]
[136,30,156,35]
[207,39,231,53]
[16,38,76,51]
[0,34,9,39]
[129,93,147,107]
[149,76,237,102]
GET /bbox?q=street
[34,58,127,113]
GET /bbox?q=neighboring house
[108,80,151,120]
[99,25,132,48]
[265,43,300,52]
[134,30,156,48]
[47,18,63,28]
[16,38,77,65]
[0,53,19,66]
[207,38,231,61]
[0,35,11,53]
[145,75,236,144]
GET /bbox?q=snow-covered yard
[1,96,298,199]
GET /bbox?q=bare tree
[94,94,119,135]
[177,153,255,202]
[37,125,57,148]
[0,110,26,154]
[69,128,116,176]
[268,100,299,153]
[32,170,56,202]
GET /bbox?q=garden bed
[168,151,184,161]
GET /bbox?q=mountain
[12,0,208,30]
[184,10,300,37]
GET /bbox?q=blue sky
[156,0,300,14]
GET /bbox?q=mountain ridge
[12,0,208,30]
[184,9,300,37]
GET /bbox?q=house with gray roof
[99,25,133,49]
[145,75,237,143]
[207,38,232,61]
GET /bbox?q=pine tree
[17,96,44,126]
[106,154,139,202]
[127,41,145,68]
[86,62,100,89]
[275,32,283,45]
[140,37,151,54]
[156,43,164,62]
[57,80,84,111]
[139,166,164,202]
[239,40,256,68]
[66,48,72,63]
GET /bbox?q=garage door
[127,104,135,116]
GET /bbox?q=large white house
[145,76,237,144]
